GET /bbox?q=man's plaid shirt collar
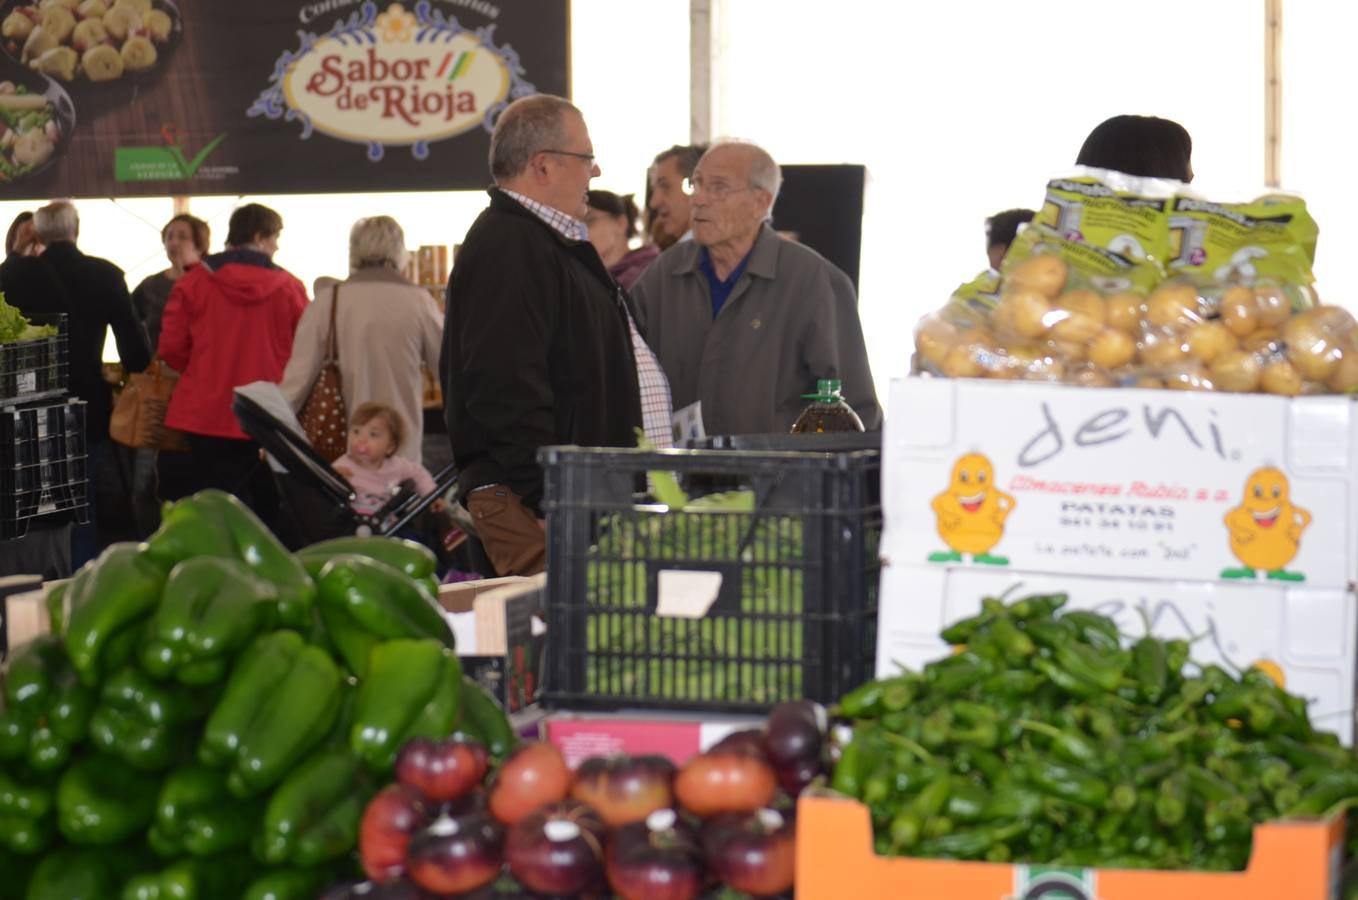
[503,189,588,242]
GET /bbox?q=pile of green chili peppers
[0,490,518,900]
[831,592,1358,871]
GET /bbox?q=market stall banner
[0,0,568,199]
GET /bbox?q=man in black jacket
[440,94,652,577]
[6,201,151,566]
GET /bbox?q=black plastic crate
[1,398,88,540]
[0,314,68,404]
[540,443,880,713]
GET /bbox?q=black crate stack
[0,314,87,541]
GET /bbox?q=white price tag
[671,401,705,445]
[656,570,722,619]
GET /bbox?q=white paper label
[656,570,722,619]
[16,371,35,395]
[672,401,705,445]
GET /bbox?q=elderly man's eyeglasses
[543,149,596,166]
[687,176,757,199]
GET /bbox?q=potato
[120,34,155,71]
[1146,283,1202,331]
[39,0,80,9]
[1327,350,1358,394]
[1210,350,1263,393]
[1049,289,1106,343]
[1165,364,1212,391]
[942,344,983,378]
[1255,286,1292,327]
[143,8,171,41]
[82,42,122,80]
[1068,365,1115,388]
[1241,328,1283,356]
[114,0,151,13]
[1220,286,1261,337]
[1002,287,1053,339]
[39,5,74,42]
[1185,321,1237,365]
[3,11,34,40]
[1088,327,1136,370]
[1140,333,1190,368]
[1261,360,1303,396]
[915,317,958,368]
[102,1,139,39]
[1134,376,1166,390]
[32,45,76,80]
[1284,309,1343,381]
[72,16,105,51]
[1105,292,1146,335]
[1048,338,1088,365]
[22,25,58,64]
[1009,255,1068,299]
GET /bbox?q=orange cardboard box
[795,794,1344,900]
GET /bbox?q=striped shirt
[503,190,674,448]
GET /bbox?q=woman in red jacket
[157,203,307,520]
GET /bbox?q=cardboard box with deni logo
[882,377,1358,588]
[437,575,546,715]
[795,794,1344,900]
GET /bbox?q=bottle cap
[801,378,844,401]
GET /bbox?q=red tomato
[674,750,778,818]
[488,741,572,825]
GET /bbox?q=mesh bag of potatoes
[915,174,1358,395]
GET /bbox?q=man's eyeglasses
[543,149,596,166]
[687,177,756,199]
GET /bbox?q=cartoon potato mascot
[929,452,1016,565]
[1222,467,1311,582]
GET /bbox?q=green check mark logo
[166,133,226,177]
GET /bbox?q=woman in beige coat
[279,216,442,462]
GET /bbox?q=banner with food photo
[0,0,568,197]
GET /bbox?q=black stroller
[231,382,459,553]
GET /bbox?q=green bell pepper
[148,764,263,858]
[120,853,256,900]
[199,630,343,797]
[0,847,35,898]
[457,675,516,760]
[257,746,373,866]
[190,490,315,628]
[0,634,94,772]
[140,557,280,686]
[57,754,158,845]
[26,845,151,900]
[351,637,463,772]
[297,535,438,581]
[64,544,168,687]
[0,765,55,854]
[88,667,206,771]
[315,555,454,678]
[241,867,336,900]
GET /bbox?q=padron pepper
[199,630,343,797]
[316,555,455,678]
[0,765,55,854]
[148,764,263,858]
[257,745,374,866]
[141,557,281,686]
[64,543,168,687]
[351,637,463,772]
[56,753,158,845]
[89,667,205,771]
[1059,610,1122,651]
[0,634,94,772]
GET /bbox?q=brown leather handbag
[109,358,188,451]
[298,286,348,462]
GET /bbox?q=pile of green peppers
[0,490,518,900]
[832,593,1358,872]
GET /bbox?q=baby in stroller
[332,402,445,526]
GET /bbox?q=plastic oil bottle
[790,378,865,433]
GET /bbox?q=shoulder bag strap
[325,285,341,363]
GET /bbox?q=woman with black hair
[585,189,660,291]
[1076,115,1194,183]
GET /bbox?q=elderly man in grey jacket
[631,140,881,436]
